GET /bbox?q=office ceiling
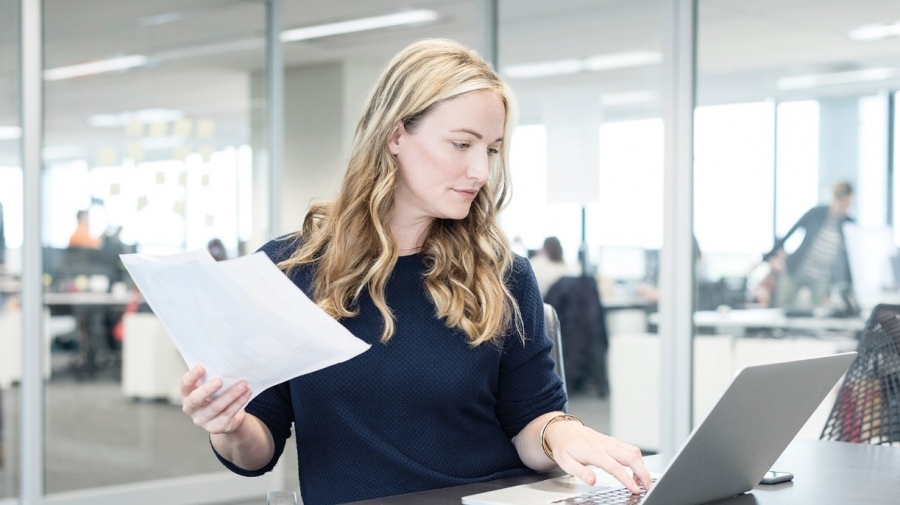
[1,0,900,163]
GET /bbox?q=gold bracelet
[540,414,584,463]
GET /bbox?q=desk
[607,333,857,451]
[647,309,865,336]
[43,291,132,305]
[346,439,900,504]
[43,291,132,377]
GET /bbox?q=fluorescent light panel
[777,67,900,90]
[0,126,22,141]
[281,9,439,42]
[848,20,900,41]
[601,90,657,107]
[44,55,149,81]
[503,50,662,80]
[88,108,186,128]
[43,9,438,81]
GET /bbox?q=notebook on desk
[462,352,857,505]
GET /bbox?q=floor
[0,360,608,505]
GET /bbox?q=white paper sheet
[120,250,371,403]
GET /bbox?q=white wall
[251,61,383,244]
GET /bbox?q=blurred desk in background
[0,310,52,389]
[43,291,132,378]
[647,308,865,336]
[608,332,858,452]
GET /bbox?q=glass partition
[0,0,21,499]
[41,0,269,496]
[500,0,667,452]
[695,0,900,436]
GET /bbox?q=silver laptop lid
[642,351,857,505]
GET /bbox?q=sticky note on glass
[126,118,144,137]
[127,142,144,162]
[149,121,168,137]
[98,148,118,167]
[173,119,193,138]
[196,119,215,139]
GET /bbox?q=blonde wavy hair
[279,38,521,346]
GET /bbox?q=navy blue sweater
[215,236,567,504]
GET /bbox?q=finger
[612,443,653,491]
[194,381,248,425]
[183,378,222,413]
[592,455,642,494]
[180,365,206,396]
[629,458,653,492]
[554,451,596,487]
[207,388,252,432]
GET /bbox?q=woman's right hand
[180,365,252,435]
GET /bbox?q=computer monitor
[597,246,647,281]
[843,223,898,310]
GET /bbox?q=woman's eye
[487,147,499,156]
[453,142,469,150]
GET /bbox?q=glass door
[694,0,900,437]
[499,0,668,453]
[39,1,279,502]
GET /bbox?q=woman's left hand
[544,421,653,494]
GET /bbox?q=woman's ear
[387,122,405,156]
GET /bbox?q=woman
[529,236,578,296]
[180,39,651,504]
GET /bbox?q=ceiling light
[88,108,186,129]
[281,9,439,42]
[0,126,22,141]
[42,145,89,160]
[503,50,662,80]
[44,55,149,81]
[601,91,657,107]
[776,68,900,90]
[848,21,900,41]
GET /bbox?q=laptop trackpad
[527,475,614,493]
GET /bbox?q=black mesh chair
[820,304,900,446]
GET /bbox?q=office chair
[544,276,609,397]
[544,302,568,412]
[820,304,900,446]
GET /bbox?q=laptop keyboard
[550,480,656,505]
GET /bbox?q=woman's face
[388,89,505,223]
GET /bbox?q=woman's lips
[454,189,478,200]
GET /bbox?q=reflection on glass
[694,0,900,436]
[501,0,667,452]
[40,0,265,494]
[0,0,20,499]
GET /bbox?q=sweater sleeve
[495,256,568,438]
[213,381,295,476]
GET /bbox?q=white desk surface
[43,291,133,305]
[648,308,865,332]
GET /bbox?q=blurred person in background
[68,209,102,249]
[207,238,228,262]
[529,236,578,297]
[766,182,854,309]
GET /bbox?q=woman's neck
[389,212,433,253]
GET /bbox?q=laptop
[462,352,857,505]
